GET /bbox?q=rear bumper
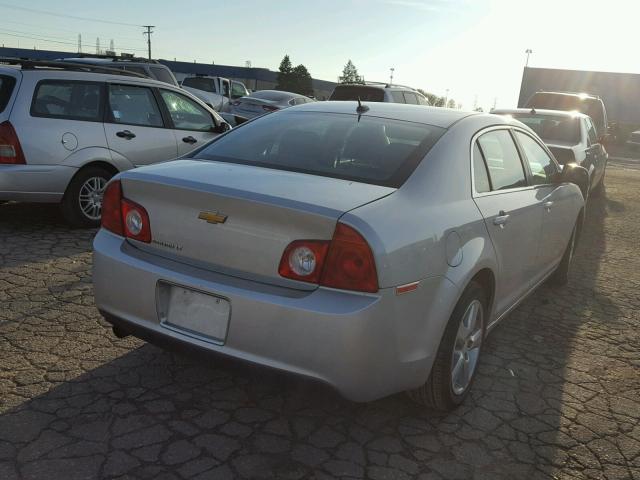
[0,164,76,202]
[93,230,458,401]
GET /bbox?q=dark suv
[61,56,179,86]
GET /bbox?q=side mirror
[559,162,590,200]
[212,122,231,134]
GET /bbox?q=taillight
[262,105,278,112]
[279,223,378,293]
[0,121,26,164]
[100,179,151,243]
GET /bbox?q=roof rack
[0,57,148,78]
[62,53,160,64]
[340,80,419,90]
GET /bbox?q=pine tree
[276,55,293,91]
[291,64,313,96]
[340,60,362,84]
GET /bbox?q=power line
[0,18,143,42]
[0,26,144,50]
[0,30,147,52]
[0,2,141,27]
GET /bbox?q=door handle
[543,201,554,211]
[493,210,510,227]
[182,136,197,144]
[116,130,136,140]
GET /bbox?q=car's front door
[158,89,220,156]
[472,129,543,317]
[104,83,178,167]
[513,130,576,273]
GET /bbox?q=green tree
[291,64,313,95]
[276,54,293,91]
[447,99,457,109]
[340,59,362,84]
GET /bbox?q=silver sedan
[227,90,314,119]
[93,102,587,410]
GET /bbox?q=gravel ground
[0,166,639,480]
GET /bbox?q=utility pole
[389,67,395,85]
[525,48,533,68]
[444,88,450,106]
[143,25,155,60]
[77,34,82,53]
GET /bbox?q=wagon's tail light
[278,223,378,293]
[101,180,151,243]
[0,121,26,164]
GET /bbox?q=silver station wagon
[93,102,588,410]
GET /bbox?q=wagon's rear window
[0,75,16,113]
[193,111,445,187]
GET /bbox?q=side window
[160,90,215,131]
[182,77,215,92]
[390,91,405,103]
[514,131,557,185]
[231,82,247,99]
[31,81,102,121]
[123,66,148,77]
[403,92,418,104]
[150,67,177,86]
[417,94,429,106]
[585,117,598,145]
[477,130,527,191]
[473,143,491,193]
[108,84,163,127]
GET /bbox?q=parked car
[492,108,607,195]
[93,101,588,410]
[219,112,248,127]
[524,91,608,140]
[180,76,250,111]
[227,90,315,119]
[330,82,430,105]
[61,56,179,86]
[625,130,640,151]
[0,58,230,226]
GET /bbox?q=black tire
[61,166,114,228]
[407,281,487,411]
[548,221,578,286]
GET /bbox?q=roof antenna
[356,96,369,115]
[530,107,536,114]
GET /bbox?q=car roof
[492,108,588,119]
[532,91,601,100]
[289,101,477,128]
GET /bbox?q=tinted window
[508,113,580,144]
[527,93,604,133]
[108,84,163,127]
[514,132,556,185]
[329,86,385,102]
[585,117,598,144]
[194,111,446,187]
[477,130,526,191]
[150,67,177,85]
[0,75,16,113]
[473,143,491,193]
[403,92,418,104]
[160,90,214,131]
[391,91,405,103]
[182,77,216,92]
[31,80,102,121]
[124,66,148,76]
[231,82,248,99]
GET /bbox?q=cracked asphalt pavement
[1,166,639,480]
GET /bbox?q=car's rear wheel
[61,166,114,228]
[548,221,578,286]
[407,281,487,411]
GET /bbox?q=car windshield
[511,114,581,144]
[0,75,16,113]
[330,86,385,102]
[248,91,292,102]
[193,111,445,187]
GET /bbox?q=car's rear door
[512,130,575,273]
[103,83,177,167]
[157,88,220,156]
[472,128,543,317]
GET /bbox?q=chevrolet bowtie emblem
[198,211,228,224]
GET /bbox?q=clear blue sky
[1,0,637,110]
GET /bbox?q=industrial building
[0,47,337,99]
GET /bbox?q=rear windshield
[330,86,385,102]
[150,66,178,86]
[193,111,445,187]
[527,93,604,129]
[510,113,580,144]
[0,75,17,113]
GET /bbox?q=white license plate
[158,283,230,344]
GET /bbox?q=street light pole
[525,48,533,68]
[389,67,395,85]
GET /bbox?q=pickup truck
[180,76,250,112]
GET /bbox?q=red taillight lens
[262,105,278,112]
[101,180,124,236]
[278,240,330,283]
[0,121,26,164]
[100,179,151,243]
[278,223,378,293]
[321,224,378,293]
[121,198,151,243]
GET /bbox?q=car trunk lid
[120,159,395,288]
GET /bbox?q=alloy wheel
[78,176,107,221]
[451,299,484,395]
